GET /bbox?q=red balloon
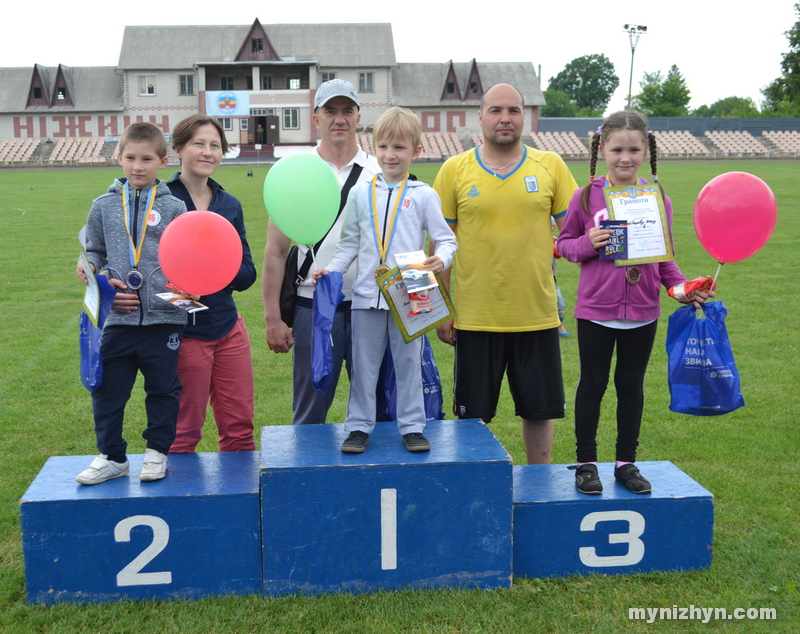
[694,172,777,263]
[159,211,243,296]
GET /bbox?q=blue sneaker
[558,324,570,337]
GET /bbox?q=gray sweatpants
[346,308,426,436]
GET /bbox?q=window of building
[321,72,336,83]
[221,118,233,131]
[33,87,42,99]
[252,38,263,53]
[139,75,156,96]
[241,119,249,131]
[251,108,267,116]
[286,76,301,90]
[359,72,374,93]
[179,75,195,96]
[246,76,253,90]
[260,75,272,90]
[470,82,479,94]
[447,82,455,94]
[283,108,299,129]
[267,108,276,116]
[220,77,235,91]
[57,88,66,100]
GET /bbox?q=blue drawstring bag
[312,272,345,393]
[376,335,446,422]
[666,301,744,416]
[79,275,117,392]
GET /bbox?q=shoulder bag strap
[296,163,365,282]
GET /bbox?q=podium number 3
[114,515,172,586]
[578,510,645,567]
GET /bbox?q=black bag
[279,245,303,327]
[277,163,364,328]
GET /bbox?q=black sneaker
[341,431,369,453]
[402,433,430,452]
[615,464,651,494]
[569,464,603,495]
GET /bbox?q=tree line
[542,3,800,118]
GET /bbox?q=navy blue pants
[91,324,184,459]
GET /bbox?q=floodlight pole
[624,24,647,110]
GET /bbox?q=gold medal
[374,263,391,279]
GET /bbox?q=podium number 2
[578,510,645,567]
[114,515,172,586]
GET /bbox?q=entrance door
[265,115,279,145]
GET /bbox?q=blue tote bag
[665,301,744,416]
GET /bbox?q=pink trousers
[172,314,256,452]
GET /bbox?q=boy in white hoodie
[314,107,457,453]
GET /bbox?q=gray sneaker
[139,449,168,482]
[76,455,129,485]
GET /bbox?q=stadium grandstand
[1,19,799,166]
[0,19,543,166]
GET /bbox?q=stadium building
[0,19,544,162]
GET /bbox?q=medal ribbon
[122,181,157,270]
[369,174,408,264]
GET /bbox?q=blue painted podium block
[512,461,713,578]
[20,452,262,604]
[260,419,513,596]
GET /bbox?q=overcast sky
[2,0,795,113]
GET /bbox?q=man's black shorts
[453,328,565,423]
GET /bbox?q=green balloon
[263,154,341,245]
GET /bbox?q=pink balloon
[694,172,777,263]
[159,211,243,296]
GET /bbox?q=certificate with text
[377,267,455,343]
[603,184,674,266]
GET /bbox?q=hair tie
[590,175,595,184]
[647,129,654,136]
[653,174,659,182]
[596,126,603,135]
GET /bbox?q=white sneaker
[139,448,168,482]
[76,455,130,485]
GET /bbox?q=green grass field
[0,159,798,632]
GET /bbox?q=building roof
[118,23,396,69]
[392,62,545,107]
[0,66,122,113]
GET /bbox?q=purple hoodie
[557,176,686,322]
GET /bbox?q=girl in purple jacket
[557,111,714,496]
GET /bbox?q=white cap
[314,79,360,110]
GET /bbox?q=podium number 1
[114,515,172,586]
[381,489,397,570]
[578,510,645,567]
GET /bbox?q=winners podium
[20,421,713,604]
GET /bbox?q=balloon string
[712,261,723,288]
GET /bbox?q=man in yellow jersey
[433,83,578,464]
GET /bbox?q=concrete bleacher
[48,137,108,165]
[0,138,41,164]
[762,130,800,155]
[531,131,588,158]
[653,130,710,157]
[357,132,465,162]
[704,130,768,157]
